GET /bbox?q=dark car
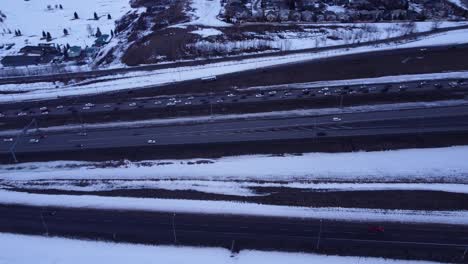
[317,132,327,137]
[368,225,385,234]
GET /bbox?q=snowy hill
[0,0,136,59]
[447,0,468,10]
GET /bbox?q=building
[67,46,82,59]
[19,45,60,56]
[1,55,54,67]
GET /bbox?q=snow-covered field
[0,0,136,58]
[0,233,437,264]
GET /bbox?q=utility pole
[172,213,177,244]
[40,209,49,236]
[316,219,323,251]
[9,118,39,163]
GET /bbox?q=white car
[17,112,27,116]
[227,93,236,97]
[82,106,91,110]
[129,102,137,107]
[103,104,111,108]
[85,103,95,107]
[187,96,194,100]
[166,102,176,106]
[284,92,292,96]
[39,107,48,111]
[185,101,192,105]
[154,101,162,105]
[3,138,13,142]
[255,94,263,98]
[268,91,277,95]
[147,139,157,144]
[216,99,224,103]
[0,113,5,118]
[29,138,40,144]
[41,111,49,115]
[56,105,64,109]
[332,117,342,122]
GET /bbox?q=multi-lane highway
[0,204,466,262]
[2,105,468,154]
[0,78,466,120]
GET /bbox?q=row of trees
[73,12,112,20]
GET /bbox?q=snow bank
[0,233,436,264]
[0,190,467,224]
[2,146,468,183]
[191,28,224,37]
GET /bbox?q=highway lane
[0,204,466,262]
[0,77,466,120]
[2,105,468,154]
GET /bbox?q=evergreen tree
[95,27,102,37]
[18,29,21,36]
[63,28,69,35]
[74,12,79,19]
[66,43,70,49]
[110,29,114,37]
[63,46,68,58]
[59,4,63,9]
[46,32,52,41]
[94,12,98,20]
[42,31,46,38]
[107,14,112,20]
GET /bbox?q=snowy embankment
[0,0,135,58]
[447,0,468,10]
[0,233,436,264]
[2,27,468,102]
[3,146,468,183]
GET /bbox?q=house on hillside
[67,46,83,59]
[94,34,110,47]
[20,44,60,56]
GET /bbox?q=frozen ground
[0,233,437,264]
[0,0,136,58]
[1,27,468,102]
